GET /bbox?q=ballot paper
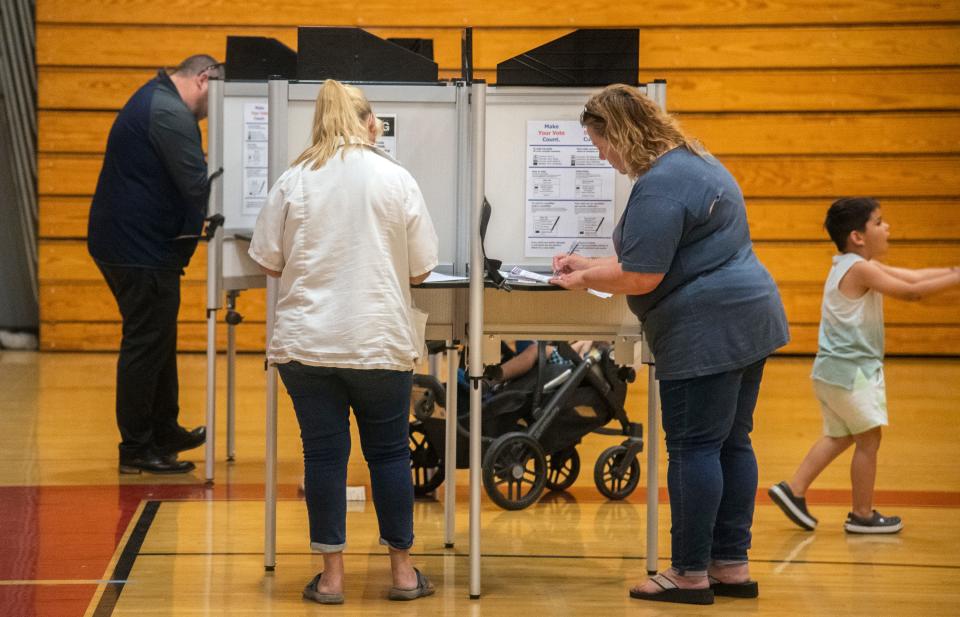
[423,271,469,283]
[505,266,612,299]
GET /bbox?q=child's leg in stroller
[348,369,423,589]
[276,363,351,593]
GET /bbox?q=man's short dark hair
[172,54,221,77]
[824,197,880,252]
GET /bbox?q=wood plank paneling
[36,24,960,70]
[34,4,960,355]
[40,321,266,352]
[782,325,960,355]
[38,152,960,198]
[38,319,960,355]
[38,111,211,154]
[640,26,960,69]
[777,282,960,325]
[755,243,960,284]
[745,199,960,241]
[39,197,90,238]
[38,194,960,243]
[39,241,209,282]
[723,156,960,198]
[38,154,101,196]
[39,239,960,287]
[35,0,960,27]
[40,110,960,156]
[682,113,960,156]
[39,280,959,326]
[648,69,960,113]
[41,67,960,113]
[41,281,266,322]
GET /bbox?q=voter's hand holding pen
[550,268,587,290]
[552,251,591,277]
[551,246,591,288]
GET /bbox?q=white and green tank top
[811,253,884,389]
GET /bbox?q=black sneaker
[844,510,903,534]
[768,481,818,531]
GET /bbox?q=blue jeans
[659,358,766,574]
[277,362,414,552]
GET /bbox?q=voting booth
[204,28,665,598]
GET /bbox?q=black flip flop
[709,576,759,598]
[629,573,714,605]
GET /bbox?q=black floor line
[92,500,160,617]
[135,549,960,571]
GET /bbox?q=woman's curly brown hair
[580,84,706,179]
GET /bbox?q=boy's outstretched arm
[849,261,960,301]
[873,261,959,284]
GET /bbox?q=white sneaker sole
[844,521,903,534]
[769,484,817,530]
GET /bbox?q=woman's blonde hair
[292,79,378,170]
[580,84,705,178]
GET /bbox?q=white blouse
[249,145,438,371]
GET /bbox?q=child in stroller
[409,340,644,510]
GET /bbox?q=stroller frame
[410,341,644,510]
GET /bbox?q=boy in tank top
[769,197,960,534]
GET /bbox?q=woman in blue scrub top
[552,84,789,605]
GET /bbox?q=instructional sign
[376,114,397,160]
[525,120,615,257]
[242,102,268,215]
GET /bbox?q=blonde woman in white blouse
[249,79,438,604]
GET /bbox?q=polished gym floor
[1,352,958,616]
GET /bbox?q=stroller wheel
[594,445,641,500]
[544,447,580,492]
[409,423,444,496]
[482,432,547,510]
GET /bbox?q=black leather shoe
[119,451,196,475]
[156,426,206,455]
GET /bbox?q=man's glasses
[199,63,224,79]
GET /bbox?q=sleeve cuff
[620,260,668,274]
[248,249,283,273]
[410,257,439,278]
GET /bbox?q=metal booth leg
[645,359,659,575]
[225,290,242,462]
[444,341,459,548]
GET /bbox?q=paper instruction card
[242,102,268,216]
[525,120,615,258]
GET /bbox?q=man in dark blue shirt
[88,55,220,474]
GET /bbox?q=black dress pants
[97,263,183,457]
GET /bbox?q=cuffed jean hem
[379,537,414,551]
[310,541,346,553]
[672,567,707,577]
[711,557,748,566]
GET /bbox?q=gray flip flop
[388,567,435,601]
[303,573,344,605]
[629,573,714,605]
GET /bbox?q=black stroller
[409,341,644,510]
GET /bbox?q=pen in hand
[553,241,580,277]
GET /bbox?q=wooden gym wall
[36,1,960,354]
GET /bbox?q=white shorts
[813,369,888,437]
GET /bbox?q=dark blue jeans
[277,362,414,552]
[659,358,766,574]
